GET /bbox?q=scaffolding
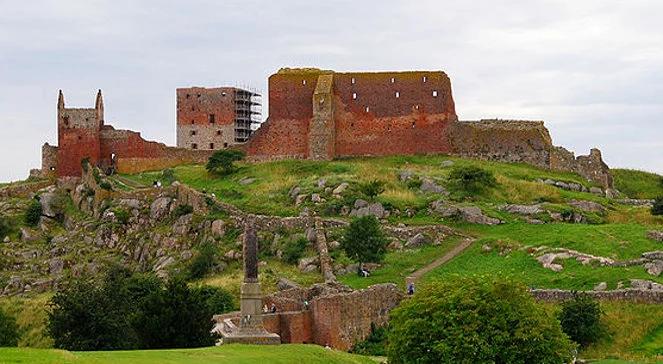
[234,89,261,143]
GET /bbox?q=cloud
[0,0,661,182]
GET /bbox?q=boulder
[589,187,603,195]
[398,170,414,181]
[642,251,663,260]
[289,186,301,200]
[211,220,226,238]
[332,183,349,195]
[458,206,501,225]
[311,193,323,203]
[39,192,59,218]
[440,160,454,168]
[419,179,448,195]
[20,227,38,242]
[630,279,663,291]
[306,228,317,243]
[350,202,386,219]
[405,233,428,248]
[328,240,340,250]
[354,199,369,209]
[593,282,607,291]
[150,197,172,220]
[430,200,459,217]
[173,213,193,235]
[647,231,663,242]
[317,178,327,188]
[503,204,543,215]
[277,278,301,291]
[568,200,605,213]
[645,260,663,276]
[298,256,319,271]
[239,177,255,185]
[49,258,65,275]
[295,194,308,206]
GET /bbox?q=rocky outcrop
[431,200,501,225]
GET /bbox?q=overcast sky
[1,0,661,182]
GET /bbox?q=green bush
[652,196,663,216]
[99,180,112,191]
[206,150,246,176]
[359,180,385,200]
[387,276,576,364]
[447,165,497,194]
[194,285,236,315]
[24,199,42,226]
[282,237,308,265]
[0,215,11,239]
[341,216,388,264]
[187,242,218,280]
[161,169,176,185]
[0,308,19,347]
[351,323,387,356]
[559,293,606,347]
[48,267,220,351]
[172,204,194,218]
[114,209,130,225]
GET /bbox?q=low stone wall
[116,154,210,175]
[531,289,663,304]
[0,180,53,198]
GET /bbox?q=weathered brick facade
[176,87,260,150]
[48,90,211,177]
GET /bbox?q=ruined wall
[448,120,614,188]
[40,143,58,177]
[245,69,457,160]
[176,87,238,149]
[531,289,663,304]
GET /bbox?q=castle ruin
[40,67,613,188]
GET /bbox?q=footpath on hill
[406,238,474,285]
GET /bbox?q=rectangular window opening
[351,77,356,84]
[432,90,438,97]
[223,142,228,148]
[210,143,214,149]
[352,92,357,100]
[209,114,215,124]
[217,130,222,136]
[390,77,395,83]
[190,130,197,136]
[395,91,400,98]
[192,143,198,149]
[423,76,427,83]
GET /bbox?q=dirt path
[406,238,474,285]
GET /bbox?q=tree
[206,150,246,176]
[387,276,576,364]
[341,216,388,265]
[187,242,219,280]
[282,237,308,265]
[0,308,19,347]
[359,180,385,200]
[194,285,236,315]
[652,196,663,216]
[447,165,497,194]
[132,278,216,349]
[24,199,42,226]
[559,293,605,347]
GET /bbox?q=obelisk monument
[223,224,280,344]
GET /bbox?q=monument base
[222,282,281,345]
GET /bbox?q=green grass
[0,345,376,364]
[0,294,53,348]
[119,155,614,217]
[458,222,662,260]
[613,169,663,200]
[338,237,462,290]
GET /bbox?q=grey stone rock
[317,178,327,188]
[482,244,493,252]
[328,240,340,250]
[302,264,319,273]
[277,278,301,291]
[289,186,301,200]
[419,179,448,195]
[630,279,663,291]
[118,198,142,210]
[150,197,172,220]
[298,256,319,271]
[543,179,556,185]
[503,204,543,215]
[20,227,38,242]
[211,220,226,238]
[311,193,323,203]
[645,260,663,276]
[39,192,59,218]
[239,177,255,185]
[430,200,460,218]
[153,256,175,272]
[354,199,369,209]
[440,160,455,168]
[593,282,607,291]
[642,251,663,260]
[405,233,428,248]
[173,213,193,235]
[306,228,317,243]
[49,258,65,275]
[181,250,193,260]
[589,187,603,195]
[568,200,605,213]
[295,194,308,206]
[458,206,501,225]
[388,239,403,251]
[398,170,414,181]
[3,236,9,243]
[554,181,570,190]
[350,202,386,219]
[647,231,663,242]
[332,182,349,195]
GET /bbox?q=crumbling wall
[531,289,663,304]
[176,87,238,149]
[40,143,58,177]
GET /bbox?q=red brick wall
[177,87,236,126]
[57,128,101,177]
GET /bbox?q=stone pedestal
[224,282,280,345]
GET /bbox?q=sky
[0,0,661,182]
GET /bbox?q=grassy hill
[0,345,377,364]
[613,169,663,199]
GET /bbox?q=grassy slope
[612,169,663,200]
[0,345,376,364]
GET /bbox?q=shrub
[114,208,130,225]
[341,216,388,264]
[194,286,236,315]
[447,165,497,193]
[206,150,246,176]
[80,157,90,173]
[359,180,385,200]
[0,215,11,239]
[161,168,176,185]
[652,196,663,216]
[24,199,42,226]
[387,276,576,364]
[99,180,112,191]
[172,204,194,218]
[132,278,216,349]
[0,308,19,347]
[187,242,218,280]
[282,237,308,265]
[351,323,387,356]
[559,293,606,347]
